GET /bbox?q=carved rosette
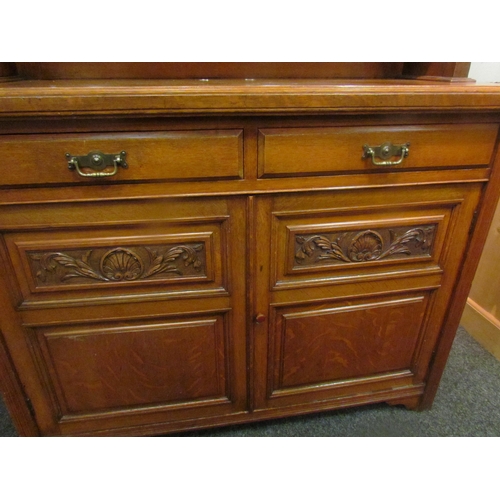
[295,225,436,266]
[29,243,204,285]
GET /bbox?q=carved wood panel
[267,194,457,290]
[5,222,228,307]
[28,242,206,286]
[294,225,436,267]
[273,213,447,290]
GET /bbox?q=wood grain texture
[0,63,17,79]
[0,66,499,435]
[3,79,500,116]
[3,203,228,308]
[258,124,498,178]
[0,331,39,435]
[466,194,500,318]
[15,62,405,80]
[35,315,228,413]
[269,186,469,291]
[419,125,500,409]
[402,62,471,79]
[273,295,427,389]
[0,130,243,186]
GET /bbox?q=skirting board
[461,298,500,361]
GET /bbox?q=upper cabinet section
[5,63,469,81]
[4,62,500,118]
[13,62,409,80]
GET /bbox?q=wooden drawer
[258,123,498,178]
[0,196,237,308]
[266,184,482,291]
[0,130,243,187]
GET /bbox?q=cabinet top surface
[2,79,500,116]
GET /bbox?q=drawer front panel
[0,196,242,309]
[271,199,457,290]
[274,212,448,289]
[0,129,243,186]
[5,222,227,307]
[30,313,230,415]
[258,124,498,178]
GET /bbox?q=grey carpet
[1,326,499,437]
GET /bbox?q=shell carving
[30,243,204,284]
[100,248,144,281]
[348,231,383,262]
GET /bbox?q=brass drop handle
[255,313,266,324]
[66,151,127,178]
[362,142,410,167]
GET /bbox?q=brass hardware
[66,151,127,178]
[362,142,410,166]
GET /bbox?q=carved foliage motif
[295,225,436,266]
[29,244,204,285]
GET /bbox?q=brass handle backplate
[66,151,127,178]
[362,142,410,167]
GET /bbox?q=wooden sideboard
[1,63,500,436]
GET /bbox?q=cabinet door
[251,184,481,414]
[0,196,247,436]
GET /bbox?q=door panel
[32,313,230,414]
[0,196,247,435]
[271,294,427,392]
[253,184,482,410]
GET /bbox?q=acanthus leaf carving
[30,243,204,285]
[295,225,435,266]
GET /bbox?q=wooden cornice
[2,79,500,117]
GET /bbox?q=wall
[469,63,500,83]
[460,62,500,359]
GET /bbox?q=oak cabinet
[1,67,500,435]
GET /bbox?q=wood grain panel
[6,224,226,307]
[258,124,498,178]
[271,198,454,290]
[0,130,243,187]
[252,182,483,413]
[4,80,500,117]
[15,62,405,80]
[294,225,436,266]
[272,294,428,391]
[2,196,234,308]
[34,314,228,414]
[0,330,39,435]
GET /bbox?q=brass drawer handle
[362,142,410,167]
[66,151,127,178]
